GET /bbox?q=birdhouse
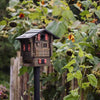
[16,29,59,67]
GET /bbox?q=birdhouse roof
[16,29,59,40]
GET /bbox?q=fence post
[10,57,15,100]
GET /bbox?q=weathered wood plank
[10,57,15,100]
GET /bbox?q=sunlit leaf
[52,6,62,16]
[63,59,76,69]
[85,54,93,59]
[79,48,84,57]
[75,70,82,80]
[87,74,97,87]
[28,12,40,20]
[67,73,74,82]
[80,10,89,16]
[70,88,79,96]
[79,65,85,68]
[63,94,79,100]
[82,82,90,89]
[68,66,74,73]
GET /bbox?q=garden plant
[0,0,100,100]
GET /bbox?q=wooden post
[34,67,40,100]
[10,51,31,100]
[10,57,15,100]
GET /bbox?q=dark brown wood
[16,29,59,67]
[10,51,30,100]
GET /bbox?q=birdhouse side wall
[50,35,53,57]
[20,39,32,63]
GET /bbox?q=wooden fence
[10,51,80,100]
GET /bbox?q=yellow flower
[41,0,45,5]
[76,1,82,9]
[68,34,74,40]
[72,38,75,42]
[76,1,81,7]
[68,34,75,42]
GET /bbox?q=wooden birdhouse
[16,29,59,67]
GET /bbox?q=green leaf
[53,42,63,48]
[71,21,81,29]
[63,59,76,69]
[82,1,92,10]
[87,74,97,87]
[88,23,97,37]
[97,6,100,10]
[62,10,76,21]
[80,24,89,33]
[68,67,74,73]
[67,73,74,82]
[85,66,93,68]
[18,66,28,76]
[79,42,90,47]
[82,82,90,89]
[0,25,5,31]
[28,12,40,20]
[53,6,62,16]
[79,65,85,68]
[75,70,82,80]
[46,21,67,37]
[63,94,79,100]
[95,10,100,19]
[79,48,84,57]
[9,0,19,7]
[0,20,7,25]
[80,10,89,17]
[42,7,48,15]
[53,58,66,73]
[85,54,93,59]
[70,88,79,96]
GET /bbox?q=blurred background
[0,0,15,90]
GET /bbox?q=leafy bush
[0,0,100,100]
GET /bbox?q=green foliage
[18,66,28,76]
[46,21,68,37]
[75,70,82,80]
[0,0,9,20]
[64,94,79,100]
[67,73,74,82]
[63,59,76,69]
[0,0,100,99]
[82,82,90,89]
[87,74,97,87]
[95,10,100,19]
[0,37,16,69]
[9,0,19,7]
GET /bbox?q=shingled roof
[16,29,59,40]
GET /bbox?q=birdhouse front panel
[16,29,59,67]
[34,33,50,57]
[33,58,51,67]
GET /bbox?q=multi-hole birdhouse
[16,29,59,67]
